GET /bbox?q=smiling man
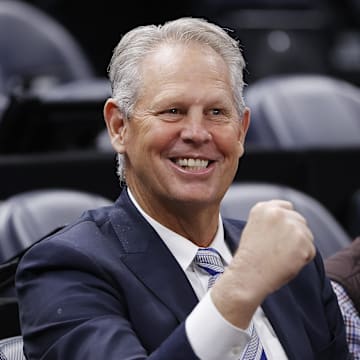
[104,39,248,247]
[16,18,349,360]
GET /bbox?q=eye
[206,107,233,124]
[157,107,183,122]
[208,108,228,118]
[211,109,222,116]
[165,108,179,115]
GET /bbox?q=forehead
[145,42,229,77]
[138,42,233,102]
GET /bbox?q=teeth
[175,158,209,169]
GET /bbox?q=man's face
[117,43,249,215]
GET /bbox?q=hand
[211,200,315,328]
[236,200,315,295]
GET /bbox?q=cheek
[216,125,244,158]
[126,119,153,147]
[131,120,178,156]
[144,122,180,150]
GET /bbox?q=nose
[180,111,212,144]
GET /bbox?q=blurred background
[0,0,360,251]
[21,0,360,85]
[16,0,360,84]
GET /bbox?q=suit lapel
[223,218,244,252]
[110,190,198,323]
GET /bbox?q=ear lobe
[103,98,127,153]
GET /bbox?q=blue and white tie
[195,247,225,289]
[242,323,267,360]
[194,247,267,360]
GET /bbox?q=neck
[166,206,220,247]
[128,187,220,247]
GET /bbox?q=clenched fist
[211,200,315,329]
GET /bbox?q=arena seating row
[0,148,359,238]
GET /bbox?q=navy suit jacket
[16,189,349,359]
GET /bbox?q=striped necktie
[194,247,267,360]
[194,247,224,289]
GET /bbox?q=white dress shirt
[128,189,288,360]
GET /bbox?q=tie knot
[194,247,224,278]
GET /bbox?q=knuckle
[266,206,283,222]
[249,201,265,215]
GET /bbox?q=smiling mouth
[172,158,211,170]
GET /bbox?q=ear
[239,107,250,144]
[103,98,127,153]
[236,107,250,158]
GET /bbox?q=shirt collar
[127,188,232,271]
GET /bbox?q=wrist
[210,259,268,329]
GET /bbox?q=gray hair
[107,17,247,183]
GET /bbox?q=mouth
[171,157,212,171]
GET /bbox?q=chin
[169,189,220,206]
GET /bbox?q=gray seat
[0,1,110,153]
[221,182,352,259]
[0,336,25,360]
[0,0,95,94]
[0,94,9,123]
[0,189,112,264]
[244,75,360,149]
[0,70,4,94]
[0,189,111,342]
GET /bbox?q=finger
[266,199,294,210]
[303,225,315,244]
[267,200,309,226]
[286,210,308,225]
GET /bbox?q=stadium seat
[221,182,352,259]
[244,75,360,149]
[0,0,95,95]
[0,78,110,153]
[0,189,112,264]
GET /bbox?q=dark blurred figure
[325,237,360,359]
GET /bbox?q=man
[16,17,349,359]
